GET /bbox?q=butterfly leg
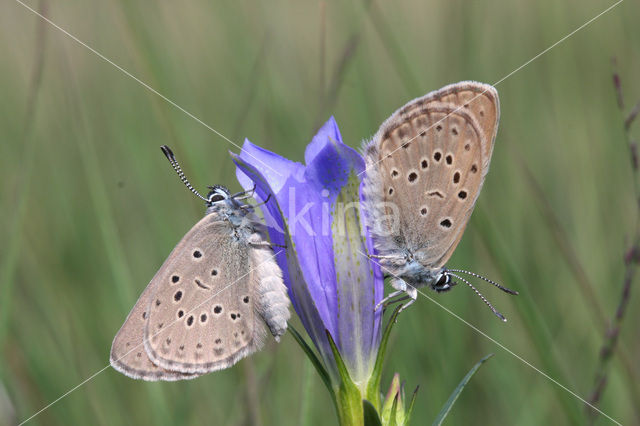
[383,294,411,309]
[397,286,417,315]
[249,241,287,249]
[230,184,257,199]
[368,254,405,260]
[375,290,404,311]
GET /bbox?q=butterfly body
[111,183,290,380]
[362,81,507,314]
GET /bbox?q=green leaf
[381,373,402,424]
[404,386,419,426]
[325,329,356,390]
[326,329,364,426]
[432,354,494,426]
[363,399,383,426]
[388,392,399,426]
[290,325,335,400]
[366,305,402,409]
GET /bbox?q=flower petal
[304,116,343,166]
[237,138,304,195]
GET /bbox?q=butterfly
[110,146,290,380]
[361,81,517,320]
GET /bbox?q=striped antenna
[160,145,209,203]
[448,272,507,322]
[447,269,518,295]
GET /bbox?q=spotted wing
[143,214,265,374]
[110,277,198,381]
[363,81,499,268]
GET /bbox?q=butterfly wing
[143,213,266,374]
[363,81,499,268]
[110,278,198,381]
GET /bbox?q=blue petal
[304,116,343,166]
[236,138,304,195]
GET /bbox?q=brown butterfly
[110,146,290,380]
[361,81,517,320]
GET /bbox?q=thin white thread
[13,0,283,178]
[358,0,624,177]
[17,249,282,426]
[364,253,622,426]
[13,0,625,423]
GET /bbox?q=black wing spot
[171,275,180,283]
[388,187,394,195]
[420,207,427,216]
[195,279,210,290]
[174,290,183,302]
[464,143,471,151]
[471,164,478,173]
[428,190,444,199]
[440,219,452,228]
[142,311,147,319]
[434,151,442,162]
[196,343,203,349]
[436,125,443,131]
[213,305,222,314]
[408,172,418,183]
[445,155,453,165]
[479,110,485,117]
[391,169,399,178]
[200,313,207,323]
[211,269,218,276]
[453,172,461,184]
[230,313,237,320]
[451,128,458,136]
[215,338,222,344]
[458,191,468,199]
[421,159,428,169]
[155,299,161,307]
[177,310,184,318]
[243,296,250,304]
[186,316,194,326]
[193,250,202,259]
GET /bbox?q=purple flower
[232,117,383,385]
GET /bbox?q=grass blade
[432,354,493,426]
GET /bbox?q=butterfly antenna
[448,269,518,295]
[160,145,209,203]
[448,273,507,322]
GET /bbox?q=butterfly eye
[209,194,225,203]
[436,273,450,287]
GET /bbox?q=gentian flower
[232,118,408,424]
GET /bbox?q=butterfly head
[432,268,454,293]
[206,185,231,205]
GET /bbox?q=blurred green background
[1,0,639,424]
